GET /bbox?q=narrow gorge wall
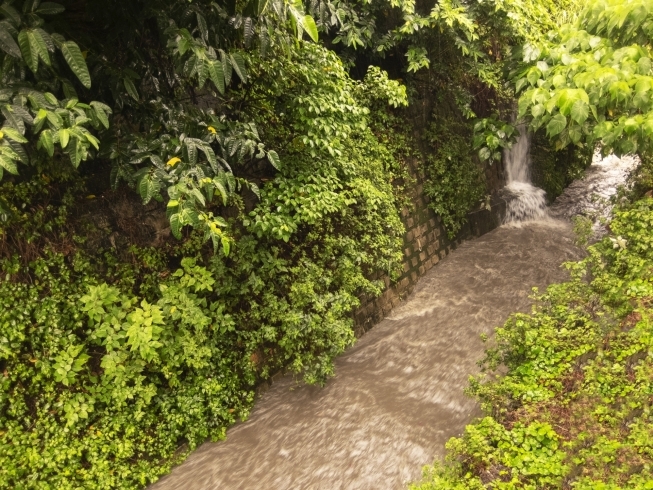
[353,157,508,335]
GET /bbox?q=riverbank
[411,181,653,488]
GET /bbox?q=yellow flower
[167,157,181,167]
[208,126,217,134]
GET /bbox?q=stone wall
[352,158,508,336]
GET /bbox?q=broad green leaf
[557,89,579,116]
[547,114,567,137]
[28,29,50,66]
[527,67,541,86]
[221,236,230,256]
[208,60,225,94]
[0,24,20,58]
[61,41,91,88]
[123,77,139,101]
[1,106,24,133]
[196,59,208,89]
[515,77,528,93]
[229,53,247,82]
[196,12,208,40]
[213,179,228,205]
[38,129,54,156]
[7,139,28,163]
[92,105,109,129]
[568,125,582,144]
[220,50,232,86]
[59,128,70,148]
[531,104,545,118]
[0,155,18,174]
[46,110,63,129]
[18,30,38,72]
[190,187,206,206]
[302,15,318,42]
[1,126,27,143]
[267,150,281,170]
[35,2,65,15]
[570,100,589,124]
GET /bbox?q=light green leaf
[1,126,27,143]
[302,15,318,42]
[59,128,70,148]
[547,114,567,137]
[527,67,541,86]
[0,155,18,174]
[61,41,91,88]
[170,213,182,239]
[267,150,281,170]
[38,129,54,156]
[570,100,589,125]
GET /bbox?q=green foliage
[423,116,487,238]
[473,117,518,164]
[0,55,407,484]
[412,197,653,488]
[514,0,653,155]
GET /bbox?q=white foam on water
[503,124,549,224]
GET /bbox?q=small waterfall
[503,125,548,223]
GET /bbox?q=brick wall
[352,158,508,336]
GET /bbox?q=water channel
[152,150,636,489]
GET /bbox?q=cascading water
[503,125,548,222]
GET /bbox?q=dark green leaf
[36,2,65,15]
[0,24,20,58]
[61,41,91,88]
[18,30,38,72]
[208,61,225,94]
[229,53,247,82]
[123,77,139,101]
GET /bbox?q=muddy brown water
[151,155,634,490]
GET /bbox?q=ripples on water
[151,151,638,490]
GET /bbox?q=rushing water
[151,151,636,490]
[503,125,548,223]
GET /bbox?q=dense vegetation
[412,0,653,487]
[0,0,610,487]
